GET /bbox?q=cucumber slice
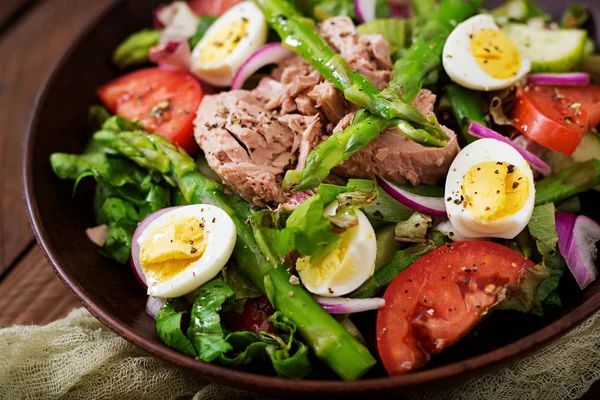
[572,132,600,164]
[356,19,412,54]
[544,132,600,191]
[544,133,600,172]
[502,24,588,72]
[374,225,400,270]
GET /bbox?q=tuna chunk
[194,91,296,206]
[319,17,393,90]
[333,90,460,186]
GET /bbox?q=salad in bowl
[49,0,600,381]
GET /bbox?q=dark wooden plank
[0,245,80,327]
[0,0,114,275]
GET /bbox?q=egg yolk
[471,29,521,80]
[296,226,355,289]
[140,217,206,283]
[200,17,249,65]
[462,161,529,222]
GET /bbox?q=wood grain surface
[0,0,113,275]
[0,0,598,398]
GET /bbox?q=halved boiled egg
[190,1,267,86]
[444,139,536,239]
[296,205,377,297]
[443,14,531,91]
[135,205,236,298]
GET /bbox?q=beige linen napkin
[0,308,599,400]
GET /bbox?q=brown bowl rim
[21,0,600,396]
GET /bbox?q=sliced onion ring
[131,207,178,288]
[355,0,376,23]
[527,72,590,86]
[231,43,294,90]
[313,295,385,314]
[146,296,167,319]
[377,177,447,217]
[468,122,552,177]
[556,212,600,289]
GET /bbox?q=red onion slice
[527,73,590,86]
[231,43,294,90]
[146,296,167,319]
[355,0,376,23]
[468,122,552,177]
[556,212,600,289]
[377,177,447,217]
[131,207,178,288]
[149,41,192,71]
[313,295,385,314]
[388,0,413,18]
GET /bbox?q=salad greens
[157,280,312,378]
[94,129,376,380]
[51,110,172,263]
[48,0,600,382]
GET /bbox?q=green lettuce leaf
[50,109,172,264]
[221,263,263,300]
[499,204,566,314]
[158,282,312,378]
[156,298,197,357]
[394,213,432,243]
[188,280,235,362]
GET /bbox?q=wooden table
[0,1,598,398]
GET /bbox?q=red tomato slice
[376,241,535,376]
[188,0,243,16]
[513,84,588,156]
[97,67,203,155]
[222,297,276,334]
[557,85,600,128]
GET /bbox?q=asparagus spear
[350,231,447,299]
[253,0,445,139]
[535,159,600,206]
[446,84,486,144]
[287,0,484,191]
[94,131,376,381]
[112,29,161,69]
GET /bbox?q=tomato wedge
[97,68,203,155]
[513,83,589,156]
[222,297,275,334]
[376,241,534,376]
[188,0,243,16]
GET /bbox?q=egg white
[444,139,536,239]
[137,204,237,298]
[297,208,376,297]
[190,1,268,86]
[443,14,531,91]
